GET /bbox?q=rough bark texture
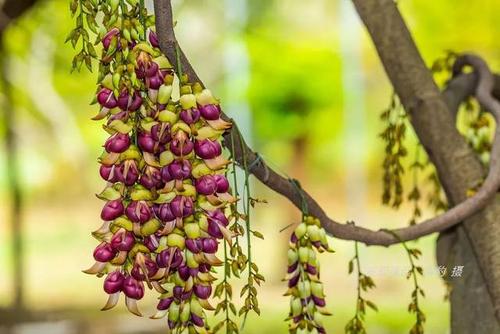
[351,0,500,332]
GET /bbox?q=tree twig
[153,0,499,247]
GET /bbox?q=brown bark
[351,0,500,332]
[154,0,500,247]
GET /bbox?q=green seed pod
[180,93,197,109]
[191,163,212,178]
[130,185,154,201]
[167,234,185,249]
[112,72,121,89]
[190,299,204,317]
[120,145,142,161]
[298,281,311,299]
[140,218,161,236]
[313,313,324,327]
[298,247,309,264]
[184,223,200,239]
[109,0,120,12]
[96,186,122,201]
[158,109,178,123]
[180,302,191,323]
[288,249,298,265]
[307,225,320,242]
[311,281,324,298]
[291,297,302,317]
[158,85,173,104]
[197,214,209,232]
[112,216,133,231]
[186,251,199,268]
[168,302,180,322]
[101,74,114,89]
[295,223,307,239]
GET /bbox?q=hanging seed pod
[285,215,333,334]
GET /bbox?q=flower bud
[168,160,192,180]
[201,238,218,253]
[195,175,217,195]
[193,284,212,299]
[185,238,201,253]
[151,123,171,144]
[167,233,186,249]
[138,132,156,153]
[213,174,229,193]
[298,247,309,264]
[104,133,131,153]
[158,84,173,104]
[294,223,307,239]
[93,242,117,262]
[180,108,200,124]
[207,210,229,227]
[102,28,120,50]
[149,31,159,47]
[156,248,183,268]
[101,199,124,221]
[191,314,204,327]
[104,271,124,294]
[126,201,152,223]
[123,276,145,300]
[199,104,220,120]
[157,297,174,311]
[139,166,162,189]
[170,196,194,218]
[111,230,135,251]
[170,138,194,156]
[97,88,118,109]
[194,139,222,160]
[120,161,140,186]
[131,257,158,281]
[153,203,176,222]
[168,302,180,322]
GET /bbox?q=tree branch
[153,0,499,247]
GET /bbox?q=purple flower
[138,132,156,153]
[170,138,194,156]
[102,28,120,50]
[104,133,130,153]
[167,160,191,180]
[213,174,230,193]
[156,248,183,268]
[180,108,200,124]
[131,257,159,281]
[140,166,162,189]
[123,276,145,300]
[126,201,152,223]
[147,72,163,89]
[110,231,135,251]
[117,90,130,110]
[170,196,194,218]
[129,92,143,111]
[149,31,159,48]
[288,274,300,288]
[160,165,173,182]
[193,284,212,299]
[157,297,174,311]
[101,200,124,221]
[191,314,204,327]
[153,203,176,222]
[186,238,201,253]
[144,235,159,252]
[199,104,220,120]
[207,209,229,227]
[151,123,171,144]
[93,243,117,262]
[178,265,190,281]
[195,175,217,195]
[312,295,326,307]
[97,88,118,109]
[194,139,222,159]
[119,161,140,186]
[99,164,121,182]
[104,271,124,294]
[201,238,218,254]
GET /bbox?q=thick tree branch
[153,0,499,247]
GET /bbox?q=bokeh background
[0,0,499,333]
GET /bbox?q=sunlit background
[0,0,499,333]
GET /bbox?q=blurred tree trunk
[352,0,500,332]
[0,0,40,312]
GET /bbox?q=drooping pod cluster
[81,6,236,331]
[285,216,333,334]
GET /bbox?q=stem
[223,240,230,334]
[139,0,146,40]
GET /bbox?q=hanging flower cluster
[75,2,236,332]
[285,215,333,333]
